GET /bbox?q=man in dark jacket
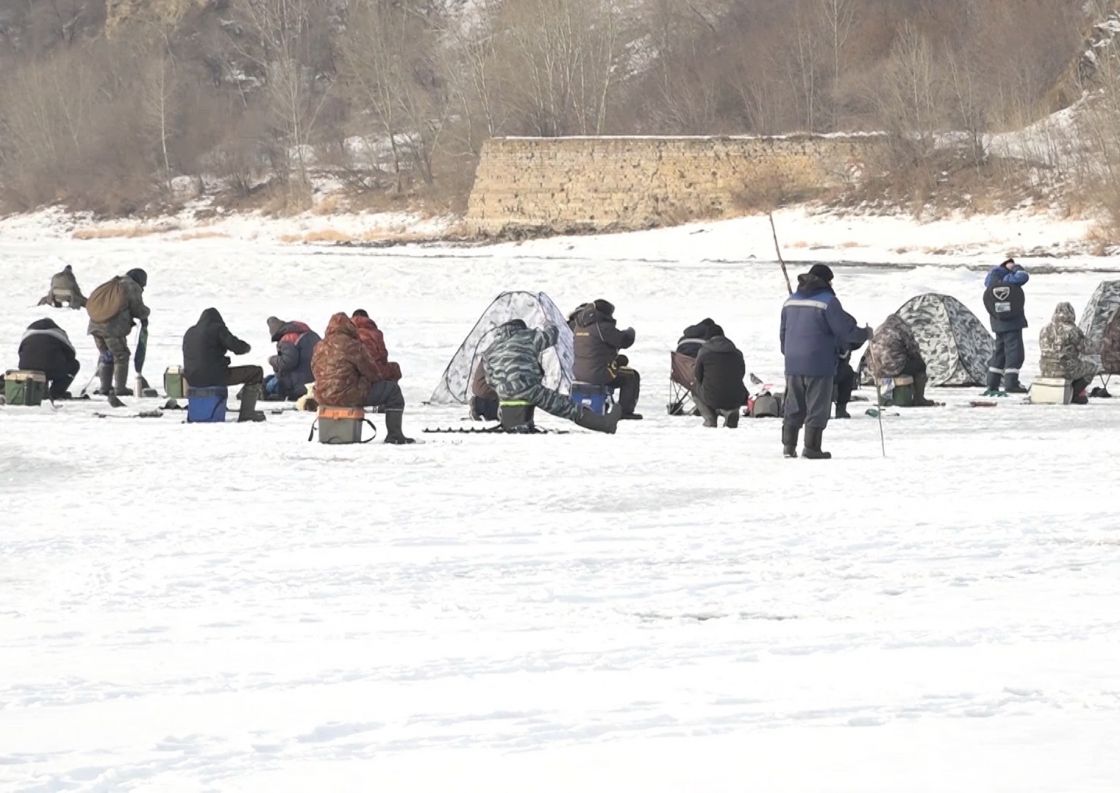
[482,319,621,433]
[570,299,641,419]
[183,308,264,422]
[692,327,748,428]
[982,257,1030,396]
[779,264,870,459]
[38,264,86,309]
[86,268,150,396]
[18,318,80,400]
[265,316,320,400]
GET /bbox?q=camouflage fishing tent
[1079,280,1120,374]
[893,293,993,386]
[429,291,574,405]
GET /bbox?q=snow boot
[802,427,832,460]
[722,409,739,429]
[96,362,113,395]
[834,403,851,419]
[111,361,133,397]
[912,372,936,407]
[500,404,536,432]
[621,412,643,421]
[1003,373,1028,394]
[782,425,799,458]
[237,384,267,422]
[383,409,415,444]
[575,402,622,434]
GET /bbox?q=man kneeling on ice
[183,308,266,422]
[482,319,621,433]
[868,314,936,407]
[311,313,414,444]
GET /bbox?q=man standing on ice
[982,257,1030,396]
[780,264,870,459]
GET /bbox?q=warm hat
[593,299,615,317]
[709,324,725,337]
[267,316,285,340]
[126,268,147,288]
[808,264,834,283]
[1000,257,1016,268]
[352,309,370,319]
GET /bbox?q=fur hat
[808,264,834,283]
[266,316,285,341]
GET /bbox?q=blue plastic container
[570,382,611,415]
[186,385,228,423]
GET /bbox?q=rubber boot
[237,384,266,422]
[384,409,415,444]
[782,425,799,458]
[574,402,622,434]
[97,363,113,395]
[723,409,739,429]
[983,370,1002,396]
[112,361,133,396]
[500,404,536,432]
[802,426,832,460]
[912,372,936,406]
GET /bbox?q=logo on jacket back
[993,286,1011,313]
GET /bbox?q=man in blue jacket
[982,258,1030,396]
[780,264,871,459]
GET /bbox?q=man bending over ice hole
[482,319,621,433]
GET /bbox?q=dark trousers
[784,375,834,431]
[365,380,405,411]
[226,365,264,386]
[834,361,855,408]
[609,367,641,415]
[988,330,1025,389]
[45,362,80,400]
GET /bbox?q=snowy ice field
[3,222,1120,792]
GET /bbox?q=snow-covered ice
[2,224,1120,792]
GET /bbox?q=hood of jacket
[324,312,358,340]
[1052,302,1076,325]
[22,318,74,351]
[272,319,312,342]
[198,307,225,326]
[702,335,737,355]
[352,315,379,332]
[575,303,615,328]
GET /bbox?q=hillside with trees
[1,0,1118,230]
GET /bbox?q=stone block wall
[466,135,884,235]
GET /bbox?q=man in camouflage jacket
[482,319,620,433]
[868,313,935,406]
[1039,302,1096,403]
[87,268,150,396]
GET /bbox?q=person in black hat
[85,268,149,396]
[570,299,642,419]
[779,264,871,459]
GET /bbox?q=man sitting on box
[182,308,265,422]
[18,318,80,400]
[868,313,936,407]
[1039,302,1096,405]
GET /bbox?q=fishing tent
[429,291,574,405]
[1079,280,1120,374]
[892,293,993,386]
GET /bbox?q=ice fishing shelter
[1079,280,1120,374]
[893,293,993,386]
[429,291,574,405]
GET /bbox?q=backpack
[86,278,128,323]
[749,393,782,418]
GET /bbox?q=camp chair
[668,351,697,415]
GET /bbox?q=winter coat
[18,318,79,376]
[310,313,383,406]
[693,335,748,409]
[780,274,868,377]
[182,308,251,387]
[482,322,556,399]
[39,265,85,307]
[869,314,924,378]
[270,320,320,399]
[983,264,1029,333]
[352,315,402,382]
[1039,302,1096,381]
[87,275,149,338]
[676,318,719,357]
[571,300,635,385]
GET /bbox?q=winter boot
[112,361,133,397]
[834,402,851,419]
[722,409,739,429]
[1003,373,1028,394]
[574,402,622,434]
[912,372,936,407]
[500,404,536,432]
[96,362,113,395]
[237,384,267,422]
[802,427,832,460]
[383,409,415,444]
[782,425,799,458]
